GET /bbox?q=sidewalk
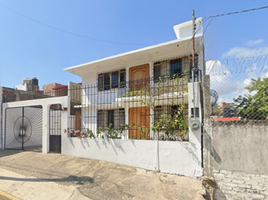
[0,150,206,200]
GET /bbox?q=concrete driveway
[0,150,206,200]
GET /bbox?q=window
[154,106,163,125]
[98,69,126,91]
[153,55,198,82]
[97,109,125,130]
[154,105,188,125]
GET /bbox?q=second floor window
[98,69,126,91]
[153,55,198,82]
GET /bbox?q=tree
[234,77,268,120]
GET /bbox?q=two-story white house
[64,18,204,140]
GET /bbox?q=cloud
[205,60,229,75]
[206,41,268,103]
[245,39,264,46]
[206,60,251,103]
[222,47,268,58]
[222,39,268,58]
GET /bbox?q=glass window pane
[120,70,126,88]
[104,73,110,90]
[154,62,161,82]
[118,109,125,129]
[111,71,119,88]
[108,110,114,128]
[98,74,104,91]
[97,110,104,129]
[170,59,182,78]
[154,106,163,125]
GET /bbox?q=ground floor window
[97,108,125,130]
[154,105,188,125]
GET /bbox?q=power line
[0,2,150,46]
[206,5,268,19]
[197,5,268,51]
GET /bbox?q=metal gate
[5,106,43,151]
[49,104,62,153]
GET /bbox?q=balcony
[70,76,190,109]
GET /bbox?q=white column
[42,104,50,153]
[1,103,7,149]
[61,110,68,153]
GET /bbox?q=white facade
[63,18,204,176]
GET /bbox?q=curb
[0,190,20,200]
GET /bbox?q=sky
[0,0,268,96]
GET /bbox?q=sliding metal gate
[5,106,43,151]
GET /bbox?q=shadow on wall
[203,129,222,164]
[179,142,202,166]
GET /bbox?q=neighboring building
[15,77,39,91]
[43,83,68,97]
[64,18,205,138]
[218,102,232,108]
[1,87,45,103]
[217,102,237,117]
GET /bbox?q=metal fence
[68,76,190,141]
[207,57,268,122]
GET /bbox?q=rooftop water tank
[32,77,39,86]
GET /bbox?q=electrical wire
[0,2,150,46]
[206,5,268,19]
[198,5,268,47]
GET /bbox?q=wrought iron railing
[68,76,190,141]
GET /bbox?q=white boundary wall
[2,96,68,153]
[0,86,2,149]
[62,82,203,176]
[62,131,202,177]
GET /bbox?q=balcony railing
[69,75,189,108]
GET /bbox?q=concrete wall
[202,75,268,199]
[204,121,268,199]
[212,122,268,174]
[212,122,268,200]
[62,131,202,177]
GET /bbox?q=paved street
[0,150,205,200]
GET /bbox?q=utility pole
[191,10,197,120]
[192,9,196,81]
